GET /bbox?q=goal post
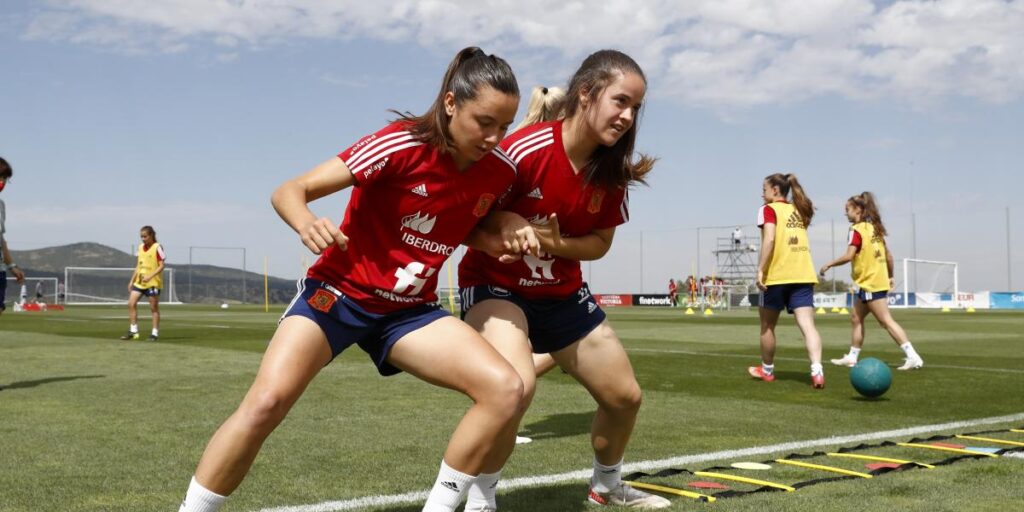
[63,267,182,305]
[893,258,959,308]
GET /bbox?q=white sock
[423,460,475,512]
[761,363,774,375]
[591,458,623,493]
[178,476,226,512]
[810,363,823,376]
[152,328,159,336]
[848,347,861,359]
[130,324,139,333]
[900,342,920,359]
[464,470,500,511]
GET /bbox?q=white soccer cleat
[587,481,671,509]
[830,355,858,367]
[897,356,924,371]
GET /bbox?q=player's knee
[484,368,525,417]
[243,390,291,431]
[605,378,642,414]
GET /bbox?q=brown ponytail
[765,173,815,227]
[849,191,887,237]
[392,47,519,153]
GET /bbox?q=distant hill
[9,242,299,304]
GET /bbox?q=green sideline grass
[1,305,1022,511]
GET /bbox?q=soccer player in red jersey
[179,47,529,512]
[458,50,671,509]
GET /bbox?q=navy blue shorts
[459,283,606,354]
[855,289,888,303]
[282,278,450,376]
[761,283,815,313]
[0,271,7,311]
[131,285,161,297]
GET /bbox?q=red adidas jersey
[459,120,629,299]
[307,121,517,313]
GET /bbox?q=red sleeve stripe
[507,128,555,163]
[346,132,421,173]
[491,147,517,175]
[346,131,412,165]
[349,142,424,176]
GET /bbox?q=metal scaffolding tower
[713,236,758,282]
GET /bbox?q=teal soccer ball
[849,357,892,398]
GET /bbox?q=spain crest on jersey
[307,288,337,313]
[587,189,605,214]
[473,193,496,218]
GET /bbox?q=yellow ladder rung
[957,435,1024,447]
[826,452,935,469]
[693,471,796,492]
[775,458,873,478]
[1009,429,1024,433]
[897,442,999,457]
[623,481,716,502]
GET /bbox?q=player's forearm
[272,180,320,235]
[1,240,11,265]
[545,233,611,261]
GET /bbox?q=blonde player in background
[819,192,924,370]
[121,225,165,341]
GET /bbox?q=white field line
[1005,452,1024,459]
[626,347,1024,374]
[255,412,1024,512]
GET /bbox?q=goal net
[4,277,59,304]
[64,267,182,305]
[892,258,958,308]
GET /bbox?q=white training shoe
[587,481,671,509]
[830,355,858,367]
[897,356,924,371]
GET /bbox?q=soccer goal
[63,267,182,305]
[892,258,958,308]
[4,277,59,304]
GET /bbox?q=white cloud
[20,0,1024,107]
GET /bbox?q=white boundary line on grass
[626,347,1024,374]
[255,412,1024,512]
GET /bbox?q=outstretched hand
[300,217,348,255]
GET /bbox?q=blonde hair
[515,86,565,131]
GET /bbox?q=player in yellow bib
[819,192,924,370]
[751,173,826,389]
[121,225,165,341]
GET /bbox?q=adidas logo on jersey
[401,211,437,234]
[411,183,428,197]
[785,211,805,229]
[527,187,543,199]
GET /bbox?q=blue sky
[1,0,1022,293]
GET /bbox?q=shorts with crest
[855,289,888,303]
[282,278,449,376]
[459,283,606,354]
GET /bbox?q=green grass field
[1,305,1022,511]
